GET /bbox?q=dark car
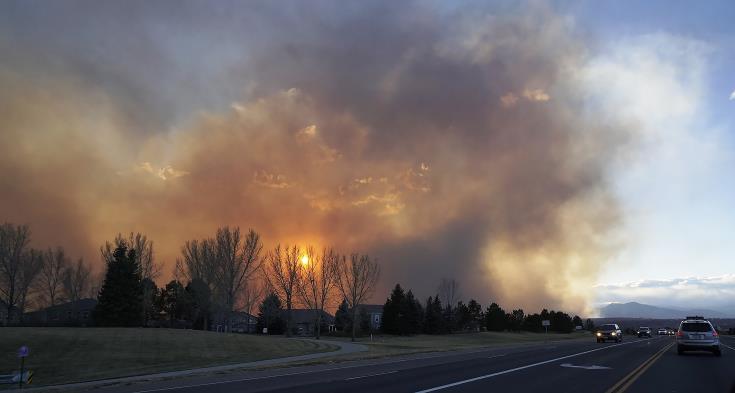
[596,323,623,343]
[637,326,652,338]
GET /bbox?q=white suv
[676,317,721,357]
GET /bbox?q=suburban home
[230,311,258,333]
[288,309,335,336]
[358,304,383,331]
[24,298,97,326]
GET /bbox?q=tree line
[0,223,99,324]
[0,222,381,342]
[2,221,594,337]
[378,281,590,335]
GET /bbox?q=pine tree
[405,290,422,334]
[423,295,444,334]
[485,302,507,332]
[93,244,143,326]
[257,292,284,334]
[334,298,351,332]
[381,284,405,335]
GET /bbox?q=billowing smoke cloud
[0,1,629,313]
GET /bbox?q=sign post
[17,346,28,389]
[542,320,550,334]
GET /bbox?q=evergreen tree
[257,292,285,334]
[160,280,188,324]
[93,244,143,326]
[381,284,406,335]
[141,278,159,326]
[334,299,351,332]
[186,278,211,330]
[508,309,524,332]
[484,302,507,332]
[467,299,483,331]
[423,295,444,334]
[549,310,574,333]
[405,290,423,334]
[572,315,583,329]
[523,313,542,332]
[455,301,471,331]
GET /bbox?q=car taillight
[712,331,718,337]
[676,331,683,337]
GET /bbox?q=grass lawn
[0,328,337,387]
[316,331,591,361]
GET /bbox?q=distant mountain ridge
[599,302,728,319]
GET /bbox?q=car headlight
[596,332,601,336]
[611,332,617,336]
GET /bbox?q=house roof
[358,304,383,314]
[44,298,98,312]
[285,309,335,324]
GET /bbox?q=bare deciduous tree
[62,258,91,323]
[38,247,69,307]
[296,247,338,339]
[17,249,44,318]
[0,223,32,325]
[102,232,160,280]
[335,253,380,341]
[438,278,460,309]
[177,227,264,332]
[438,278,460,330]
[177,238,217,286]
[63,258,91,304]
[177,238,217,330]
[264,244,300,337]
[214,227,264,329]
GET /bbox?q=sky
[0,0,733,316]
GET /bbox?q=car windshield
[600,324,617,330]
[681,322,712,332]
[639,327,649,330]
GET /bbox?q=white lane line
[131,350,504,393]
[721,343,735,352]
[132,339,625,393]
[344,370,398,380]
[415,338,657,393]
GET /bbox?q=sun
[300,255,309,266]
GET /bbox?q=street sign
[542,320,550,327]
[17,346,28,358]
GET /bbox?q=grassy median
[320,330,591,360]
[0,328,337,387]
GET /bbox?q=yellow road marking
[605,341,674,393]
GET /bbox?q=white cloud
[595,275,735,313]
[298,124,317,137]
[500,89,550,108]
[522,88,550,102]
[134,162,189,180]
[730,90,735,100]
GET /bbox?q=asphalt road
[97,335,735,393]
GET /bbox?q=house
[287,309,335,336]
[24,298,97,326]
[358,304,383,331]
[230,311,258,333]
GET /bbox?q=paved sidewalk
[22,339,367,392]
